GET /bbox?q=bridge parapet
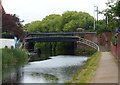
[77,38,100,51]
[27,32,97,37]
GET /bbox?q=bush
[2,48,28,65]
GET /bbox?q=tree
[2,6,25,39]
[62,11,94,32]
[112,0,120,27]
[112,0,120,17]
[24,21,42,33]
[24,14,63,33]
[25,11,94,33]
[42,14,62,32]
[96,0,120,34]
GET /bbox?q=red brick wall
[77,32,112,50]
[83,32,113,46]
[77,34,98,50]
[97,34,106,45]
[84,34,98,43]
[111,44,117,58]
[97,32,113,46]
[117,33,120,60]
[77,43,94,49]
[110,33,120,60]
[105,32,114,45]
[77,32,118,52]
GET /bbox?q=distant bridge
[23,32,99,52]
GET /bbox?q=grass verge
[65,52,101,84]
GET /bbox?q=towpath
[92,52,118,83]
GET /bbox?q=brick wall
[77,33,112,50]
[77,43,94,49]
[111,44,117,58]
[117,33,120,60]
[105,32,114,45]
[77,32,120,60]
[83,32,113,46]
[97,32,113,46]
[110,33,120,60]
[77,34,98,50]
[84,34,98,43]
[97,34,106,45]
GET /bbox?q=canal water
[3,55,88,83]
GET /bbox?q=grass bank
[65,52,101,84]
[1,48,28,66]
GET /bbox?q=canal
[3,55,88,83]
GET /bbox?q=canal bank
[2,48,29,83]
[66,52,101,83]
[2,48,28,66]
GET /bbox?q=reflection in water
[2,55,88,83]
[31,72,59,83]
[2,64,24,83]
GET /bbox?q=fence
[77,38,100,51]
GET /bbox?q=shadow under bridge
[24,36,79,53]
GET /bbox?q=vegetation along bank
[65,52,101,83]
[2,48,28,66]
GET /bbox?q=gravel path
[92,52,118,83]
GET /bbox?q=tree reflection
[2,63,24,84]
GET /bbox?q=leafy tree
[63,20,79,32]
[62,11,94,32]
[24,14,63,33]
[112,0,120,17]
[42,14,62,32]
[62,11,78,26]
[24,21,42,33]
[96,20,109,34]
[21,23,30,32]
[97,0,120,34]
[2,6,25,39]
[25,11,94,33]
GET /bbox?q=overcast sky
[2,0,110,24]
